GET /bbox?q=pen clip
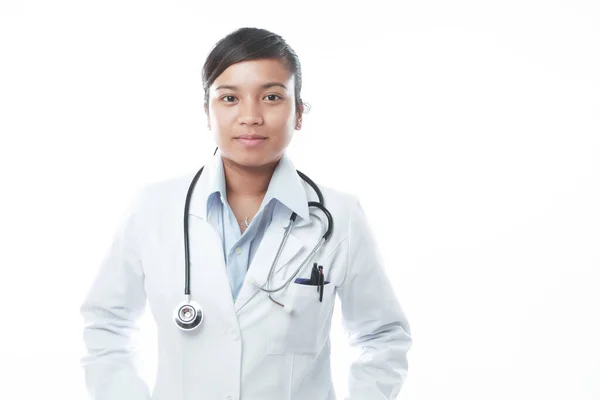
[318,265,324,302]
[311,262,319,286]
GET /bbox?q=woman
[80,27,412,400]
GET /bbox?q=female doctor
[80,27,412,400]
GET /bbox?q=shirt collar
[199,149,310,223]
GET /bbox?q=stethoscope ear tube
[307,201,333,240]
[296,170,323,204]
[183,166,205,297]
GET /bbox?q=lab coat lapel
[233,201,307,313]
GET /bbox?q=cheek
[211,107,234,124]
[211,114,237,136]
[266,106,295,127]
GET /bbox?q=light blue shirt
[204,154,294,300]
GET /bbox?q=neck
[222,156,280,197]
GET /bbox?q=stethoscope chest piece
[173,300,203,331]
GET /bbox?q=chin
[224,151,266,167]
[225,150,281,169]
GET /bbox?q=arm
[337,196,412,400]
[79,188,151,400]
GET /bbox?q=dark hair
[202,27,310,117]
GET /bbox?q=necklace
[237,217,252,227]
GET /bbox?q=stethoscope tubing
[182,167,333,298]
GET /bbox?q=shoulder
[301,179,364,238]
[142,171,196,202]
[310,182,359,214]
[129,171,197,220]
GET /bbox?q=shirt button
[235,247,242,255]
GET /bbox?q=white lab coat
[80,158,412,400]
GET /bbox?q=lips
[235,134,266,139]
[235,135,267,148]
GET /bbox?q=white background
[1,1,599,399]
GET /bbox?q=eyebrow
[214,82,288,91]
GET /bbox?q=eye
[264,94,282,101]
[221,95,237,103]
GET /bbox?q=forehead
[212,58,293,89]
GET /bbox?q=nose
[237,99,263,126]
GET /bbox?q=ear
[204,103,210,129]
[295,103,304,130]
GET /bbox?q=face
[205,58,302,169]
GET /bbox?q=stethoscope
[174,149,334,331]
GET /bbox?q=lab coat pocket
[267,281,336,355]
